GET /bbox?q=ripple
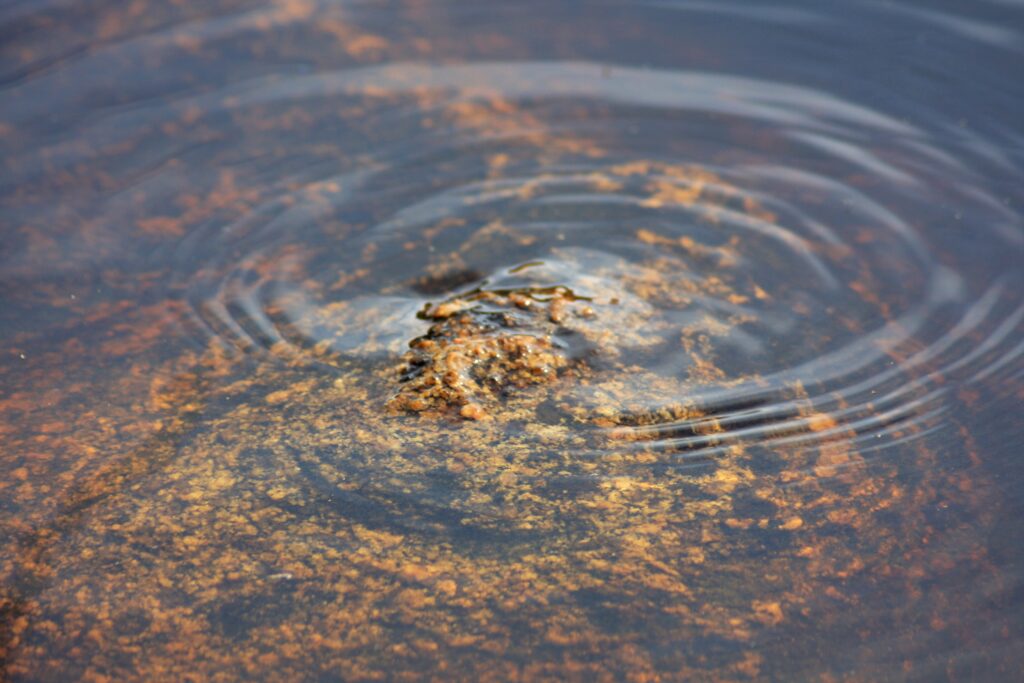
[154,71,1011,367]
[4,2,1020,526]
[72,61,1006,536]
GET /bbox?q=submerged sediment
[388,287,592,419]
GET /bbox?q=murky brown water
[2,1,1023,680]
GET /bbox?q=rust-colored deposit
[389,287,592,419]
[2,2,1021,682]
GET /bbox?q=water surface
[2,1,1023,680]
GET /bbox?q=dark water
[2,1,1023,680]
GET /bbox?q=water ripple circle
[72,57,1004,533]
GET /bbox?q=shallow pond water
[1,1,1023,680]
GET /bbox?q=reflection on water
[2,0,1023,679]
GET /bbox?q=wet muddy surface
[2,1,1023,680]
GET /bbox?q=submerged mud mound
[377,230,752,423]
[389,286,592,419]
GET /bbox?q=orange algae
[388,287,589,418]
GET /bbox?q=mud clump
[388,286,593,419]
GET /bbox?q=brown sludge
[0,9,1017,679]
[388,288,589,419]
